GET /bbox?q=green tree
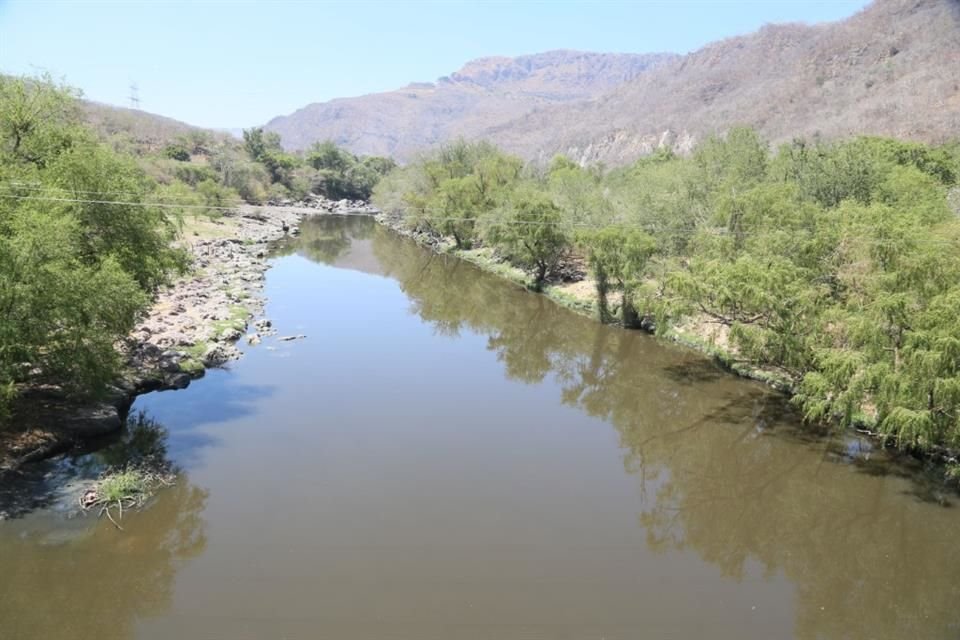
[162,142,190,162]
[486,189,569,290]
[579,227,656,326]
[0,75,186,413]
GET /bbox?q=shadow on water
[659,357,731,384]
[0,470,208,640]
[2,363,273,520]
[135,370,274,428]
[0,410,204,519]
[0,407,209,639]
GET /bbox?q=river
[1,215,959,639]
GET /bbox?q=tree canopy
[0,75,189,410]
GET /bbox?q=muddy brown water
[2,215,960,639]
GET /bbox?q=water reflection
[285,215,960,639]
[271,214,377,270]
[0,413,208,640]
[0,413,179,519]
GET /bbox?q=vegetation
[373,134,960,460]
[79,412,177,528]
[0,74,188,413]
[0,74,391,417]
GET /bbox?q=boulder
[165,372,192,390]
[64,404,123,438]
[218,328,243,343]
[158,357,181,373]
[202,343,231,367]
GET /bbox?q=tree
[486,190,569,290]
[0,75,186,413]
[307,140,352,172]
[579,227,656,326]
[0,73,80,164]
[429,176,484,248]
[162,142,190,162]
[242,127,282,163]
[547,158,611,229]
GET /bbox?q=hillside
[81,101,231,153]
[485,0,960,164]
[263,50,676,160]
[265,0,959,165]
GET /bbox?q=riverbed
[1,215,958,639]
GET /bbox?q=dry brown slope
[485,0,960,164]
[262,50,676,159]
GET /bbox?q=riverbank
[374,210,793,388]
[0,198,376,474]
[373,210,960,475]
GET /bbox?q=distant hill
[81,101,231,152]
[486,0,960,164]
[262,50,677,160]
[264,0,960,165]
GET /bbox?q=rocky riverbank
[0,199,377,475]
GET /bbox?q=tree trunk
[595,269,611,323]
[622,290,641,329]
[534,261,547,291]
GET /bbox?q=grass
[97,468,149,503]
[661,327,795,392]
[543,286,598,319]
[179,357,205,376]
[455,247,533,288]
[177,212,240,242]
[211,304,250,338]
[80,465,175,530]
[183,341,209,360]
[181,342,210,373]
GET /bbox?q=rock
[169,333,194,347]
[158,357,181,373]
[246,334,261,345]
[165,372,192,390]
[134,374,164,393]
[202,344,231,367]
[254,318,272,330]
[64,404,122,437]
[102,384,133,412]
[218,328,243,343]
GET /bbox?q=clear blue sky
[0,0,870,129]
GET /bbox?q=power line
[0,192,243,212]
[1,191,958,246]
[0,183,244,206]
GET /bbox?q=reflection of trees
[272,215,374,264]
[0,414,209,640]
[369,223,960,639]
[93,411,172,470]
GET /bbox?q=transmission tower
[129,83,140,110]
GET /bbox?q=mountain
[485,0,960,164]
[265,0,959,165]
[262,50,677,159]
